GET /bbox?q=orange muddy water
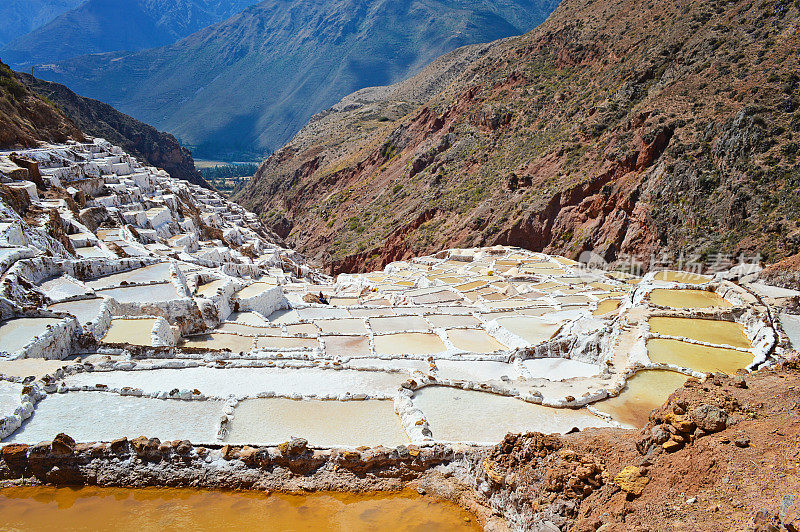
[0,486,480,531]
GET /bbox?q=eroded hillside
[237,0,800,274]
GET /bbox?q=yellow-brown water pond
[0,486,480,531]
[593,370,689,428]
[648,289,732,309]
[648,316,750,348]
[647,338,753,374]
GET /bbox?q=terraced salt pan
[225,399,408,447]
[196,279,226,296]
[38,275,90,301]
[226,312,269,326]
[496,316,561,344]
[522,358,601,380]
[255,336,319,350]
[85,263,172,290]
[649,289,732,309]
[779,314,800,349]
[346,358,429,372]
[593,299,621,316]
[427,315,481,328]
[5,392,223,443]
[235,282,275,299]
[297,307,350,320]
[374,333,446,356]
[75,247,108,258]
[48,298,104,325]
[315,318,368,335]
[413,387,611,443]
[653,270,711,284]
[0,358,78,379]
[324,336,371,357]
[98,283,179,303]
[64,367,405,397]
[370,316,429,333]
[434,360,518,382]
[593,370,689,428]
[0,381,22,415]
[647,338,753,374]
[446,329,506,353]
[285,323,319,336]
[648,317,751,348]
[266,309,300,324]
[0,318,63,355]
[102,319,157,346]
[182,334,255,352]
[215,323,280,336]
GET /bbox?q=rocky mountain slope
[1,0,259,69]
[18,73,210,188]
[0,0,83,48]
[32,0,559,160]
[0,61,84,149]
[236,0,800,274]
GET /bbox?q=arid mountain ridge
[32,0,559,160]
[236,0,800,274]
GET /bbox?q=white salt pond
[85,263,173,290]
[0,318,62,355]
[196,279,226,296]
[98,283,180,303]
[48,298,105,325]
[38,275,90,301]
[0,381,22,415]
[779,313,800,349]
[324,336,371,357]
[522,358,601,380]
[496,316,561,344]
[446,329,506,353]
[4,392,224,444]
[373,333,447,356]
[434,360,518,382]
[63,367,406,398]
[413,387,610,443]
[225,399,408,447]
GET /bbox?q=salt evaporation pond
[63,367,406,398]
[0,381,22,415]
[593,299,621,316]
[182,333,255,351]
[98,283,180,303]
[226,398,408,447]
[496,316,561,344]
[413,387,611,443]
[648,317,751,348]
[48,298,105,325]
[373,333,447,355]
[446,329,507,353]
[648,289,732,309]
[522,358,601,380]
[593,370,689,428]
[647,338,753,374]
[5,393,224,443]
[0,317,62,355]
[85,263,173,289]
[0,487,480,532]
[102,319,157,346]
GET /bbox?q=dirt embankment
[478,354,800,531]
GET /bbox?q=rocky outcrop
[0,60,83,149]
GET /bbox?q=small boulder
[51,433,76,456]
[662,439,683,453]
[692,404,728,433]
[613,466,650,497]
